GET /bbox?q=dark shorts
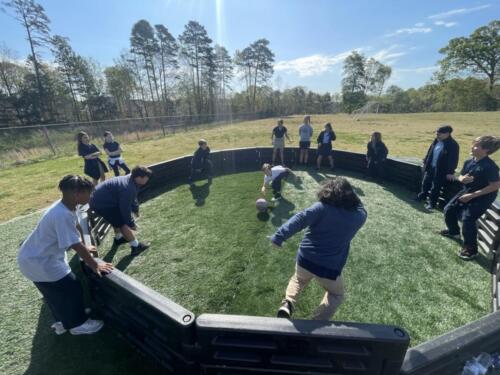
[318,144,332,156]
[299,141,311,149]
[92,207,126,228]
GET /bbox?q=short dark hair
[131,165,153,178]
[437,125,453,134]
[198,138,207,146]
[103,131,112,137]
[317,177,361,209]
[58,175,94,193]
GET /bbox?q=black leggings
[34,272,87,329]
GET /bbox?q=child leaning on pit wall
[77,131,108,185]
[17,175,114,336]
[103,131,131,177]
[188,139,213,186]
[261,163,297,201]
[270,177,367,320]
[366,132,389,179]
[440,135,500,261]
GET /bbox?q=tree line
[0,0,498,127]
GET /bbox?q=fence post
[42,126,57,155]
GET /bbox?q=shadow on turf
[271,197,296,226]
[23,256,163,375]
[305,167,432,214]
[190,181,211,206]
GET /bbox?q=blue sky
[1,0,498,93]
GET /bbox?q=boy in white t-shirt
[18,175,113,336]
[261,163,297,201]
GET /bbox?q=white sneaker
[50,321,67,335]
[69,319,104,335]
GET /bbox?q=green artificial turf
[0,168,491,374]
[100,168,491,345]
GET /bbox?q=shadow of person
[257,211,270,221]
[190,181,211,207]
[23,255,163,375]
[271,198,296,226]
[102,242,120,263]
[289,175,304,190]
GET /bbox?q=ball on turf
[256,198,268,212]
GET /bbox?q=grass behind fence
[0,112,499,223]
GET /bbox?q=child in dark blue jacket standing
[270,177,367,320]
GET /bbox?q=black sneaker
[277,300,294,319]
[458,247,478,261]
[439,229,461,240]
[130,242,150,257]
[113,237,128,247]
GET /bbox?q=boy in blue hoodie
[270,177,366,320]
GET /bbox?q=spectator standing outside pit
[103,131,130,177]
[298,115,313,166]
[416,125,459,210]
[77,131,108,185]
[440,136,500,260]
[316,123,336,171]
[18,175,113,336]
[272,119,291,166]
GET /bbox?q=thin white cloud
[414,22,425,27]
[274,50,355,77]
[274,45,409,77]
[428,4,491,19]
[371,45,407,64]
[386,27,432,37]
[396,66,438,73]
[434,20,457,27]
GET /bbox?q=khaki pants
[285,264,345,320]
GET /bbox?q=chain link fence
[0,112,267,168]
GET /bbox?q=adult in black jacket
[366,132,388,179]
[416,125,459,210]
[316,123,336,171]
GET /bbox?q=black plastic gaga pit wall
[82,147,500,375]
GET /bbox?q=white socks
[115,233,123,240]
[129,239,139,247]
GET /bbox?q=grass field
[0,168,491,374]
[0,112,499,223]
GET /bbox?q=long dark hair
[317,177,361,209]
[77,131,89,148]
